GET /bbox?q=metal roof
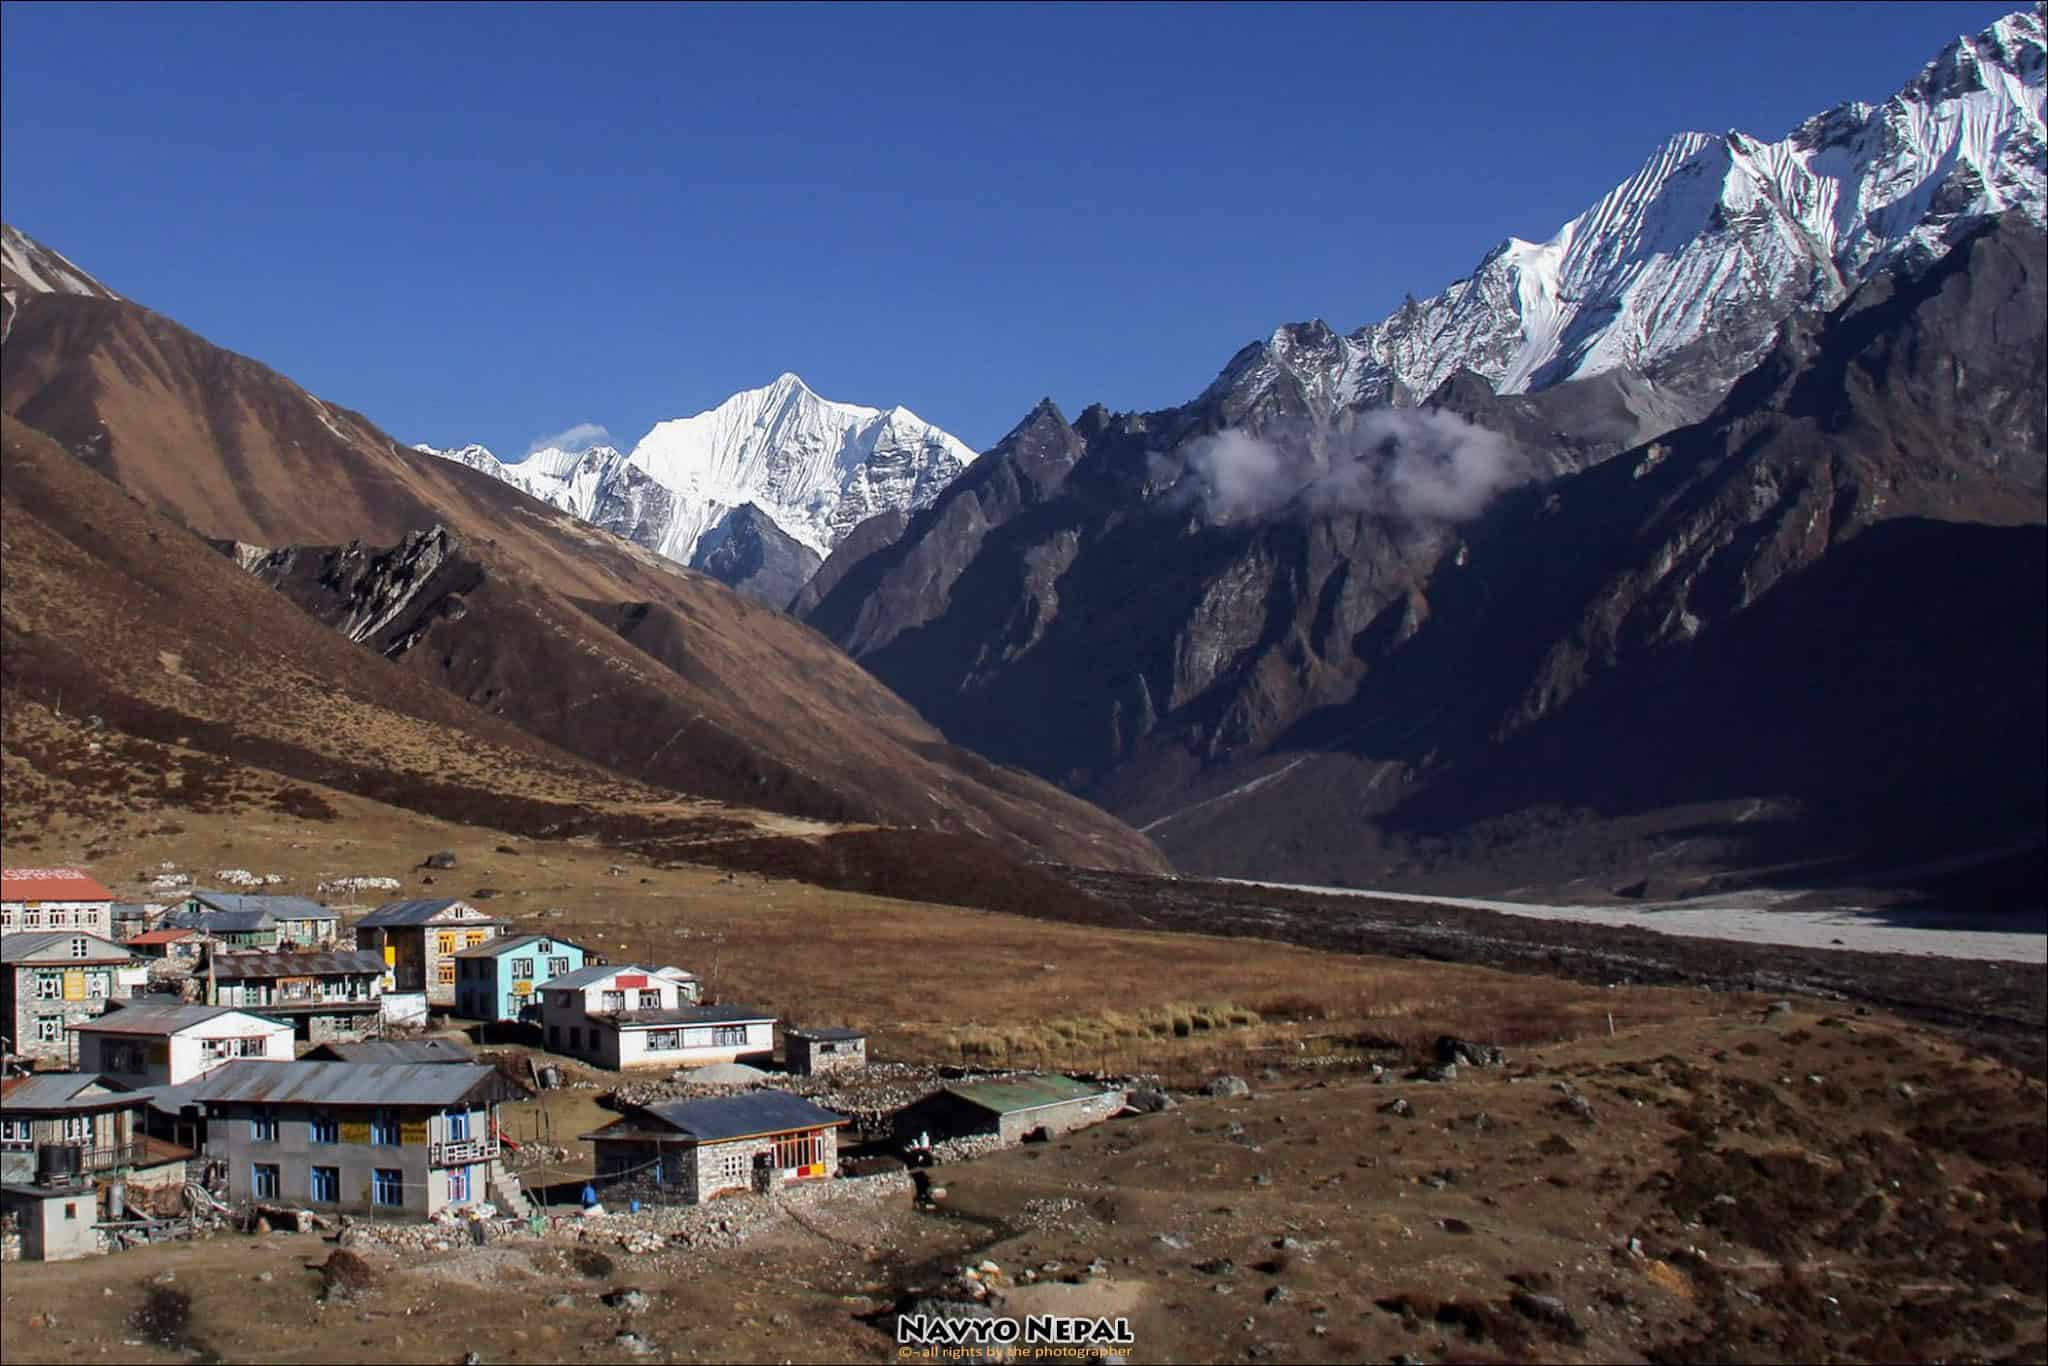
[154,1059,527,1109]
[71,1004,287,1037]
[1,868,115,902]
[534,962,656,992]
[206,950,385,980]
[160,908,276,932]
[356,899,501,927]
[301,1039,474,1064]
[127,929,197,945]
[787,1026,866,1042]
[608,1004,774,1029]
[189,891,336,920]
[0,1073,127,1111]
[452,932,587,959]
[0,931,132,963]
[619,1091,845,1143]
[941,1073,1116,1116]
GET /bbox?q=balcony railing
[428,1135,500,1166]
[33,1141,148,1184]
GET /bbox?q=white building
[1,868,116,938]
[72,1003,294,1086]
[536,965,768,1071]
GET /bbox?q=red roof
[128,928,196,945]
[2,867,116,902]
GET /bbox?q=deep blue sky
[1,1,2020,456]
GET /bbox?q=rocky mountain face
[0,243,1166,875]
[415,372,976,598]
[686,504,822,608]
[801,204,2045,893]
[0,222,119,341]
[1212,9,2044,428]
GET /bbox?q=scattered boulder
[613,1331,656,1356]
[1206,1075,1252,1099]
[1127,1086,1177,1114]
[1412,1061,1458,1083]
[1378,1097,1413,1118]
[1436,1036,1506,1068]
[602,1288,650,1312]
[422,851,458,869]
[1510,1288,1585,1339]
[319,1249,377,1302]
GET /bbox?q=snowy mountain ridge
[1211,8,2046,418]
[416,372,976,576]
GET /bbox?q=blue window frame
[310,1111,338,1144]
[446,1109,471,1142]
[251,1163,279,1200]
[370,1109,400,1146]
[309,1166,339,1203]
[251,1106,277,1142]
[372,1168,403,1207]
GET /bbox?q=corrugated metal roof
[165,1059,526,1108]
[161,908,276,932]
[1,868,115,902]
[127,929,196,945]
[356,899,501,927]
[608,1003,774,1028]
[942,1074,1115,1116]
[301,1039,474,1064]
[72,1004,286,1037]
[0,1073,118,1110]
[189,891,336,920]
[207,950,384,980]
[787,1026,866,1042]
[452,932,587,959]
[631,1091,845,1142]
[0,931,132,963]
[534,962,653,992]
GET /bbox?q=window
[537,941,552,954]
[638,989,661,1011]
[705,1146,749,1192]
[251,1106,278,1142]
[34,973,60,1000]
[600,990,625,1013]
[372,1169,403,1207]
[22,910,40,927]
[510,958,534,980]
[87,972,109,999]
[646,1028,680,1051]
[370,1110,400,1146]
[437,961,456,986]
[547,957,569,977]
[311,1111,338,1144]
[568,1027,582,1051]
[71,936,90,958]
[464,931,488,947]
[548,1025,560,1049]
[35,1018,61,1044]
[436,933,455,955]
[202,1036,269,1061]
[0,1118,30,1149]
[49,910,69,927]
[309,1166,339,1203]
[445,1109,471,1142]
[772,1131,825,1170]
[252,1163,280,1200]
[446,1164,470,1204]
[713,1025,747,1047]
[64,1202,78,1220]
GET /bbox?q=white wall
[80,1014,294,1086]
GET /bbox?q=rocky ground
[2,1004,2041,1365]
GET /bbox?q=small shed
[785,1026,867,1076]
[892,1073,1127,1147]
[582,1091,846,1204]
[0,1180,101,1260]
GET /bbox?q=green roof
[941,1073,1113,1116]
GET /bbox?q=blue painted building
[451,934,589,1022]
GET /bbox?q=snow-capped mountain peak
[1211,8,2045,419]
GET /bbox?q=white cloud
[525,422,612,456]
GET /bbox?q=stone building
[0,868,115,938]
[785,1026,867,1076]
[891,1074,1126,1147]
[0,931,135,1065]
[352,900,504,1008]
[582,1091,845,1204]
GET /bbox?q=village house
[352,899,505,1008]
[204,951,385,1043]
[0,1073,191,1193]
[125,928,205,966]
[1,931,136,1066]
[158,906,279,951]
[785,1026,868,1076]
[163,1059,530,1218]
[1,868,115,937]
[892,1074,1128,1148]
[72,1003,294,1087]
[452,932,589,1022]
[179,891,339,949]
[583,1091,845,1204]
[536,965,763,1070]
[110,902,158,942]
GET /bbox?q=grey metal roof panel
[0,1073,120,1110]
[452,932,585,959]
[787,1026,866,1041]
[609,1003,774,1028]
[635,1091,846,1142]
[161,908,277,932]
[172,1059,527,1108]
[355,899,502,927]
[71,1004,276,1036]
[206,951,385,980]
[534,962,654,991]
[940,1073,1117,1116]
[189,891,336,920]
[0,931,131,963]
